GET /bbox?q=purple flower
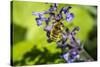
[70,49,79,58]
[67,59,73,63]
[60,7,64,13]
[76,39,80,45]
[48,3,58,12]
[61,52,75,63]
[66,13,74,22]
[44,25,52,31]
[32,3,84,63]
[64,6,72,14]
[44,25,53,41]
[53,3,58,10]
[54,3,58,8]
[60,6,72,14]
[32,11,50,16]
[49,6,54,12]
[61,49,80,63]
[32,12,44,26]
[69,33,80,48]
[61,52,69,62]
[62,33,68,41]
[56,40,67,49]
[32,11,51,26]
[32,12,44,17]
[36,18,42,26]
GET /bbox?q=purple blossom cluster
[32,3,84,63]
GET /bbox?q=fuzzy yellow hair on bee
[50,21,64,42]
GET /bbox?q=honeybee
[50,20,64,42]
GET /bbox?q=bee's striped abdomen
[50,22,63,41]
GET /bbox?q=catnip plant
[32,3,93,63]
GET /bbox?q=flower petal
[36,18,42,26]
[66,13,74,22]
[48,3,58,12]
[60,6,72,14]
[62,53,69,61]
[44,26,52,31]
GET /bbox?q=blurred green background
[11,1,97,66]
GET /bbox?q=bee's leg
[47,38,53,43]
[47,31,50,38]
